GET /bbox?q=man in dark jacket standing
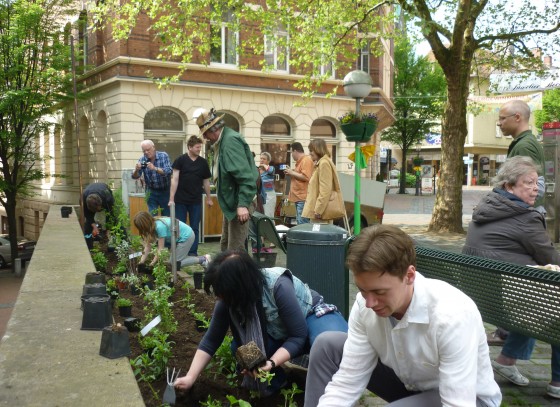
[498,99,545,207]
[196,108,258,251]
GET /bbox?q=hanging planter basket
[413,157,424,166]
[340,122,377,142]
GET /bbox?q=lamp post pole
[343,71,373,235]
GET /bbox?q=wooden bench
[416,246,560,346]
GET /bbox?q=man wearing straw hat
[196,108,258,251]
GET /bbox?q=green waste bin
[286,223,350,318]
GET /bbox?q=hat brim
[199,114,225,136]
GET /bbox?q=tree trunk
[398,150,408,194]
[428,71,470,233]
[4,192,19,272]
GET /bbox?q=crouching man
[305,225,502,407]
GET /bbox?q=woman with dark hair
[302,139,344,222]
[174,250,348,395]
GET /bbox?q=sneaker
[201,254,212,269]
[547,384,560,399]
[491,360,530,386]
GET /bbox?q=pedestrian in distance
[302,139,344,223]
[284,142,314,224]
[259,151,276,218]
[132,139,173,216]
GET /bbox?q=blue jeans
[501,332,536,360]
[175,203,202,255]
[305,310,348,346]
[147,188,170,216]
[502,332,560,382]
[295,201,310,225]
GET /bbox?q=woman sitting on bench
[463,156,560,399]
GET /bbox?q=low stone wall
[0,205,144,406]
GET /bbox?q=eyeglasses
[498,113,517,122]
[521,179,538,188]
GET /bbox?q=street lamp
[343,70,372,235]
[415,141,422,196]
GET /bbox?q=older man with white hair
[132,139,173,216]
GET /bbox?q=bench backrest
[252,212,287,254]
[416,246,560,346]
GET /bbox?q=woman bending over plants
[174,250,348,396]
[133,211,211,268]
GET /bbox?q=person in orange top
[284,142,314,224]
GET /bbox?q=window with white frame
[360,42,370,74]
[210,10,238,65]
[264,23,289,72]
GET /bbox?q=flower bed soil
[102,244,305,406]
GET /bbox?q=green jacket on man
[216,127,258,221]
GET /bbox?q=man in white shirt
[304,225,502,407]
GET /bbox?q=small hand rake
[163,367,181,406]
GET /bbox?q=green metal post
[354,98,361,235]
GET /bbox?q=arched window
[144,108,183,132]
[144,108,185,161]
[261,116,292,191]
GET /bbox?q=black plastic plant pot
[193,271,204,290]
[124,317,141,332]
[137,263,153,274]
[82,283,107,296]
[85,272,105,285]
[81,296,113,330]
[80,293,110,310]
[107,246,115,253]
[99,325,131,359]
[130,284,140,295]
[118,305,132,317]
[195,319,208,333]
[60,206,73,218]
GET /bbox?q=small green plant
[206,335,238,387]
[131,328,173,382]
[90,248,108,271]
[280,382,303,407]
[225,395,252,407]
[106,278,117,291]
[116,297,132,307]
[200,395,224,407]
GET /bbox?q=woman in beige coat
[302,139,343,222]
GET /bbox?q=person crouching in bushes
[133,211,211,268]
[174,250,348,396]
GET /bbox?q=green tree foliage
[398,0,560,232]
[0,0,75,265]
[91,0,560,232]
[535,89,560,129]
[381,34,446,194]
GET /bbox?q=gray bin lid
[286,223,349,245]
